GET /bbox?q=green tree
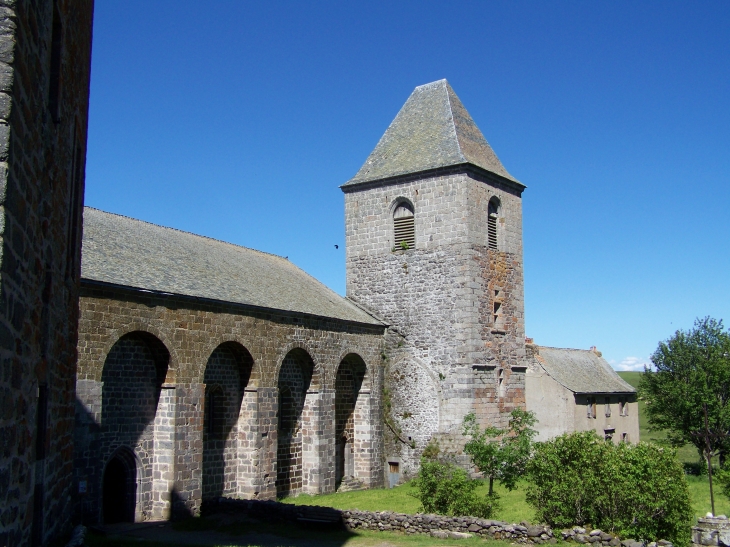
[639,317,730,461]
[462,408,537,495]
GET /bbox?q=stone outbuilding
[525,343,639,442]
[74,208,386,523]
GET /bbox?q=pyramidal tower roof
[344,79,521,187]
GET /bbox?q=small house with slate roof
[75,208,386,523]
[525,344,639,443]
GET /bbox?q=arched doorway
[202,342,253,500]
[102,448,137,523]
[100,331,170,521]
[335,354,367,489]
[276,348,316,498]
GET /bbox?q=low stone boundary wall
[693,515,730,547]
[205,498,674,546]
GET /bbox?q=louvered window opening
[488,214,497,250]
[393,204,415,249]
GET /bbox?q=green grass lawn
[284,481,533,524]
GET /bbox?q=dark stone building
[0,0,93,545]
[75,208,385,523]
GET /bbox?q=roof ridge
[85,206,290,263]
[537,345,596,352]
[442,80,468,165]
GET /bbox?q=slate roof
[344,79,521,187]
[81,207,382,326]
[534,346,636,395]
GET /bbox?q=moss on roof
[344,79,521,187]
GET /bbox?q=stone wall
[693,515,730,547]
[205,498,675,547]
[343,166,526,474]
[74,282,384,524]
[0,1,93,545]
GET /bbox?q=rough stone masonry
[0,1,93,546]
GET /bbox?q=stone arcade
[74,208,385,522]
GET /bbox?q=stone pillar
[318,388,336,494]
[173,383,204,517]
[151,385,176,519]
[353,388,371,485]
[237,387,259,498]
[74,379,103,523]
[301,389,322,494]
[255,387,278,500]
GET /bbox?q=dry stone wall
[0,1,93,545]
[205,498,675,547]
[343,167,527,475]
[74,282,384,524]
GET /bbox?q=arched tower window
[488,197,500,250]
[393,202,414,250]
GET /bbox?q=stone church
[0,4,638,542]
[71,78,638,525]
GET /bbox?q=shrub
[411,459,499,519]
[526,431,692,545]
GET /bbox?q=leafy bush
[526,431,692,545]
[411,459,499,518]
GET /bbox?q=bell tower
[342,80,528,474]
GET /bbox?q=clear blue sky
[85,1,729,371]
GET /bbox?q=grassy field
[617,371,703,465]
[286,475,730,523]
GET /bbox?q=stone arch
[202,341,255,500]
[274,342,322,391]
[335,353,369,489]
[199,337,261,389]
[389,196,415,216]
[335,348,374,392]
[276,347,319,497]
[100,331,174,521]
[97,322,179,383]
[102,446,139,524]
